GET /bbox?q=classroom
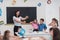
[0,0,60,40]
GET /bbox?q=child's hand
[49,23,52,26]
[30,22,33,24]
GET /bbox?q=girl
[13,10,28,36]
[49,28,60,40]
[49,18,58,28]
[3,30,10,40]
[30,19,39,32]
[3,30,21,40]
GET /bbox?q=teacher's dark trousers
[14,26,21,36]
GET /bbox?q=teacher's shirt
[13,16,22,26]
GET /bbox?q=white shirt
[13,16,22,26]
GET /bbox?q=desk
[0,25,52,40]
[17,32,52,40]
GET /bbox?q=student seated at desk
[30,19,39,32]
[38,18,47,31]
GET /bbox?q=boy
[38,18,47,31]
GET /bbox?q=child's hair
[49,28,60,40]
[33,19,37,23]
[3,30,10,40]
[18,27,22,32]
[40,18,44,22]
[49,28,53,31]
[34,19,37,21]
[18,26,22,28]
[53,28,60,40]
[52,18,58,26]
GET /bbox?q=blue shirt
[38,23,47,31]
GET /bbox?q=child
[49,28,60,40]
[18,27,25,38]
[3,30,20,40]
[49,18,58,28]
[30,19,39,32]
[38,18,47,31]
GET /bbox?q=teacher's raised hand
[25,16,29,19]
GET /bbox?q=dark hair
[15,10,20,17]
[34,19,37,21]
[3,30,10,40]
[40,18,44,22]
[52,18,58,26]
[53,28,60,40]
[49,28,53,31]
[50,28,60,40]
[18,26,22,29]
[18,26,22,30]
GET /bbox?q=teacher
[13,10,28,36]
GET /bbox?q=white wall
[45,0,60,24]
[45,0,60,32]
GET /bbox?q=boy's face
[40,20,43,24]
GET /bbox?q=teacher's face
[16,11,20,16]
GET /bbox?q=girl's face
[16,11,20,16]
[49,30,53,36]
[34,20,37,23]
[51,20,57,27]
[52,20,56,24]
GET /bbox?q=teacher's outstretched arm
[21,16,29,20]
